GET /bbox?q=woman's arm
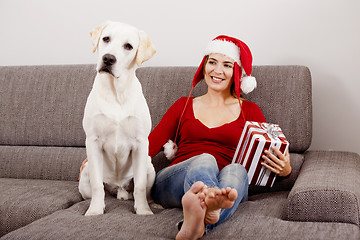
[148,97,186,158]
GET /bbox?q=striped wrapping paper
[232,121,289,187]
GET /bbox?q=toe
[190,181,205,193]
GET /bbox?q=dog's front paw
[136,208,153,215]
[85,207,104,216]
[135,204,153,215]
[85,201,105,216]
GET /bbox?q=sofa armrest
[287,151,360,225]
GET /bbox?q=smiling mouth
[211,76,225,83]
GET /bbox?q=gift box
[232,121,289,187]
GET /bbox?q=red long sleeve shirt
[149,97,265,170]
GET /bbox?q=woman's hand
[261,147,291,177]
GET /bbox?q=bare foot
[204,187,238,225]
[176,181,208,240]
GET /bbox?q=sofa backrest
[137,65,312,153]
[0,65,312,153]
[0,65,94,147]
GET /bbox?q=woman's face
[203,53,234,95]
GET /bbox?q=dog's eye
[124,43,133,51]
[103,37,110,43]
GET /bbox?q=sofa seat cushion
[0,178,82,236]
[205,191,360,240]
[2,191,359,240]
[1,197,183,240]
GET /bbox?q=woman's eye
[124,43,133,51]
[208,61,216,65]
[102,37,110,43]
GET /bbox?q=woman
[149,35,291,239]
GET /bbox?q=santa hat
[194,35,256,96]
[163,35,256,160]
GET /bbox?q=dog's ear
[90,21,111,53]
[136,31,156,66]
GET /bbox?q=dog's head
[90,21,156,78]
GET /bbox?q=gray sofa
[0,64,359,239]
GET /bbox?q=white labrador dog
[78,21,156,216]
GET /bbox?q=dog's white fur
[78,21,156,216]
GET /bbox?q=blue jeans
[152,153,249,232]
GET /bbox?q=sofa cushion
[0,65,94,147]
[0,178,82,236]
[246,65,312,153]
[0,197,183,240]
[136,65,312,154]
[206,192,360,240]
[287,151,360,225]
[0,146,86,181]
[0,65,311,151]
[2,192,359,240]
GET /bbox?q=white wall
[1,0,359,155]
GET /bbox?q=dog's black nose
[102,54,116,66]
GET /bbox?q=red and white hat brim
[204,39,240,65]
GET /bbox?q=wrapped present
[232,121,289,187]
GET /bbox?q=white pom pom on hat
[163,140,177,160]
[241,76,257,94]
